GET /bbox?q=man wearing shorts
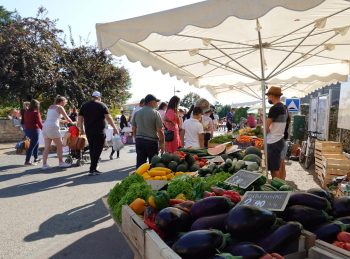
[266,86,287,178]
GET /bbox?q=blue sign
[285,98,300,112]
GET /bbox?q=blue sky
[2,0,223,104]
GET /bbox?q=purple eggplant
[333,197,350,217]
[224,242,267,259]
[172,229,231,259]
[191,213,228,231]
[312,221,349,243]
[256,221,302,253]
[190,196,234,220]
[307,188,334,203]
[288,192,331,211]
[225,205,276,241]
[155,207,191,235]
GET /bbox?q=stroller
[64,125,90,166]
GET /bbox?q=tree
[0,7,63,106]
[180,92,200,109]
[57,46,131,108]
[0,6,19,26]
[217,104,231,119]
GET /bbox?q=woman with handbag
[23,99,43,166]
[164,96,182,153]
[41,96,73,169]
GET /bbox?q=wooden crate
[309,239,350,259]
[315,141,343,153]
[121,205,148,258]
[283,236,306,259]
[144,230,181,259]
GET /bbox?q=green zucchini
[259,184,278,192]
[279,184,293,191]
[271,178,288,189]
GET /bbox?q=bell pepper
[211,186,226,196]
[222,190,241,203]
[175,193,187,200]
[154,190,170,210]
[337,231,350,243]
[333,241,350,251]
[203,191,216,198]
[144,206,164,238]
[169,199,185,205]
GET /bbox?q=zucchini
[252,175,267,188]
[271,178,288,189]
[279,185,293,191]
[260,184,278,192]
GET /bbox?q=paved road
[0,144,135,259]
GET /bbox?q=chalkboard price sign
[239,191,291,211]
[224,170,262,189]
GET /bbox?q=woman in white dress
[42,96,73,169]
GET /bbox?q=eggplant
[225,205,276,241]
[224,242,267,259]
[191,213,228,231]
[256,221,302,253]
[333,197,350,217]
[190,196,234,220]
[173,200,195,213]
[307,188,334,203]
[337,216,350,224]
[282,205,330,229]
[288,192,331,211]
[155,207,191,234]
[172,229,231,259]
[312,221,349,243]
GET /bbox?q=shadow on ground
[0,165,134,198]
[49,225,133,259]
[24,198,109,242]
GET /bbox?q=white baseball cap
[92,91,101,97]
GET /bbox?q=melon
[245,146,262,158]
[243,154,262,166]
[208,144,226,156]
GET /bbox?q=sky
[2,0,226,104]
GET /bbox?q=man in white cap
[78,91,119,175]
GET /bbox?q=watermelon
[243,154,261,166]
[208,144,226,156]
[245,146,262,158]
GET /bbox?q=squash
[136,163,151,175]
[129,198,146,214]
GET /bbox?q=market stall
[102,145,350,259]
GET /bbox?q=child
[109,146,120,160]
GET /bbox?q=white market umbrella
[96,0,350,168]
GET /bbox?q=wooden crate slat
[145,230,181,259]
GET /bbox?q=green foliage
[167,174,195,199]
[202,172,231,191]
[0,7,131,110]
[217,104,231,119]
[180,92,200,109]
[112,181,152,222]
[0,6,19,26]
[234,107,249,123]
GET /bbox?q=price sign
[239,191,291,211]
[224,170,262,189]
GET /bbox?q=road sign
[224,170,262,189]
[286,98,300,112]
[239,191,291,211]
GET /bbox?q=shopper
[226,108,235,132]
[164,96,182,153]
[247,113,257,128]
[132,94,164,168]
[42,96,73,169]
[266,86,288,178]
[130,98,145,122]
[120,110,128,130]
[23,99,43,166]
[78,91,119,175]
[213,110,219,131]
[181,107,204,149]
[68,107,78,122]
[157,102,168,122]
[202,109,214,148]
[20,101,30,130]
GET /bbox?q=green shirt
[132,106,162,141]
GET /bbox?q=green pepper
[154,190,170,210]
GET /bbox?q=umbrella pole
[261,81,268,176]
[256,19,269,176]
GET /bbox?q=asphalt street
[0,144,135,259]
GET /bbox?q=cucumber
[252,175,267,188]
[279,184,293,191]
[259,184,278,192]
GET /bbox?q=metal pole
[256,19,269,175]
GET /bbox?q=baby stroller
[64,125,90,166]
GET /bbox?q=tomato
[337,232,350,243]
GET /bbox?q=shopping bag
[112,134,124,151]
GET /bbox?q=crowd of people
[12,85,290,179]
